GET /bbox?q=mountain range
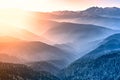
[0,6,120,80]
[53,7,120,30]
[61,33,120,80]
[0,37,75,69]
[32,7,120,19]
[31,7,120,30]
[43,22,116,59]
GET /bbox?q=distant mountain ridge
[51,7,120,30]
[31,7,120,30]
[44,22,115,44]
[82,7,120,17]
[33,7,120,19]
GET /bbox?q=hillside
[0,62,60,80]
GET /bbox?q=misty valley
[0,7,120,80]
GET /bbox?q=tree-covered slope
[0,62,60,80]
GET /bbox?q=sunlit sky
[0,0,120,12]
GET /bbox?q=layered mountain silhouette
[33,7,120,30]
[0,41,73,68]
[82,33,120,59]
[62,33,120,80]
[69,15,120,30]
[44,22,115,43]
[24,18,116,61]
[0,7,120,80]
[44,22,115,57]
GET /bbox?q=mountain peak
[86,6,120,11]
[86,6,102,10]
[83,6,120,16]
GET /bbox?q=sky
[0,0,120,12]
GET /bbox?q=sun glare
[0,8,29,36]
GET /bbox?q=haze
[0,0,120,12]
